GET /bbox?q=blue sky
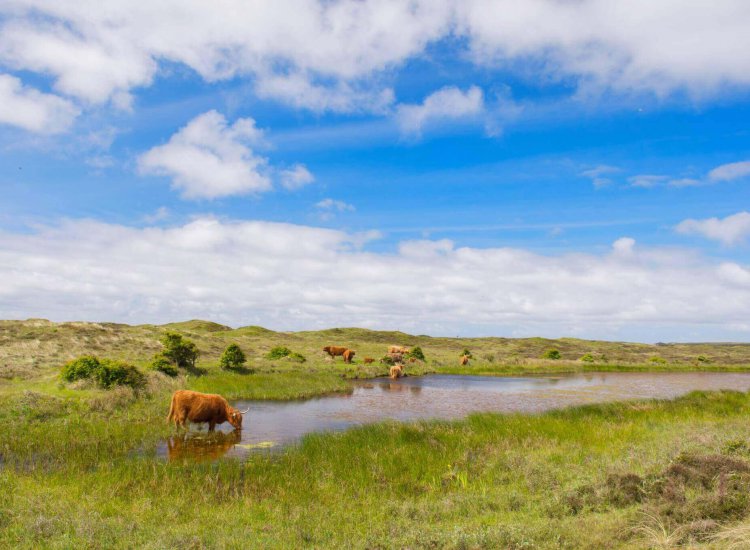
[2,1,750,341]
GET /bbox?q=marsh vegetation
[3,319,750,547]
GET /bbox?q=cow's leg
[208,420,216,432]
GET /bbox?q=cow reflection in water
[167,430,241,462]
[381,382,422,395]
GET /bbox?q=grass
[4,388,750,547]
[4,319,750,547]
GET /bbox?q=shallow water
[158,372,750,461]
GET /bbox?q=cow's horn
[239,408,250,414]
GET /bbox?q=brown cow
[363,357,375,364]
[389,364,404,379]
[167,390,247,431]
[388,345,410,354]
[343,349,356,363]
[323,345,348,358]
[460,355,470,366]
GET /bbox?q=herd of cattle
[167,344,472,432]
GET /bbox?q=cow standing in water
[167,390,248,431]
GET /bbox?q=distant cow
[167,390,247,431]
[389,345,410,354]
[460,355,469,366]
[363,357,375,364]
[343,349,356,363]
[323,345,348,358]
[389,364,404,379]
[388,353,404,363]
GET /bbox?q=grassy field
[3,318,750,548]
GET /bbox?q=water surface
[159,372,750,461]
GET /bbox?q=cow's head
[227,406,248,430]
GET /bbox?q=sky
[1,1,750,342]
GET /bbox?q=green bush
[697,355,711,363]
[219,344,247,370]
[61,355,101,382]
[461,348,473,359]
[543,349,561,360]
[159,332,199,369]
[407,346,426,361]
[287,352,306,363]
[94,360,147,390]
[150,354,179,377]
[580,353,595,363]
[266,346,292,360]
[649,356,667,364]
[380,354,395,366]
[60,356,146,389]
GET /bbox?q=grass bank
[4,388,750,548]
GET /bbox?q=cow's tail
[166,393,177,425]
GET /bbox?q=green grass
[3,388,750,548]
[4,319,750,547]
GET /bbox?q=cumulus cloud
[138,110,271,199]
[0,74,79,133]
[279,164,315,190]
[708,160,750,182]
[396,86,484,136]
[315,198,355,220]
[2,217,750,339]
[0,1,749,125]
[676,211,750,246]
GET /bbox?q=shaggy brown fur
[389,364,404,379]
[363,357,375,364]
[167,390,245,431]
[388,345,410,354]
[343,349,356,363]
[460,355,469,366]
[322,345,348,358]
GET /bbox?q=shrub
[60,356,146,390]
[160,332,199,369]
[219,344,247,370]
[380,354,395,366]
[697,355,711,363]
[407,346,426,361]
[461,348,473,359]
[482,353,495,363]
[580,353,595,363]
[649,356,667,364]
[150,354,179,377]
[93,360,146,390]
[543,349,561,360]
[266,346,293,360]
[61,355,101,382]
[287,352,306,363]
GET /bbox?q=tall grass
[3,389,750,548]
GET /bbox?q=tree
[220,344,247,370]
[160,332,199,369]
[407,346,426,361]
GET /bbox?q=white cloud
[708,160,750,182]
[581,165,619,188]
[2,1,750,121]
[316,198,355,212]
[396,86,484,136]
[279,164,315,190]
[456,0,750,98]
[676,211,750,246]
[3,218,750,339]
[0,74,79,133]
[628,174,670,188]
[137,110,271,199]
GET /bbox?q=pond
[158,372,750,461]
